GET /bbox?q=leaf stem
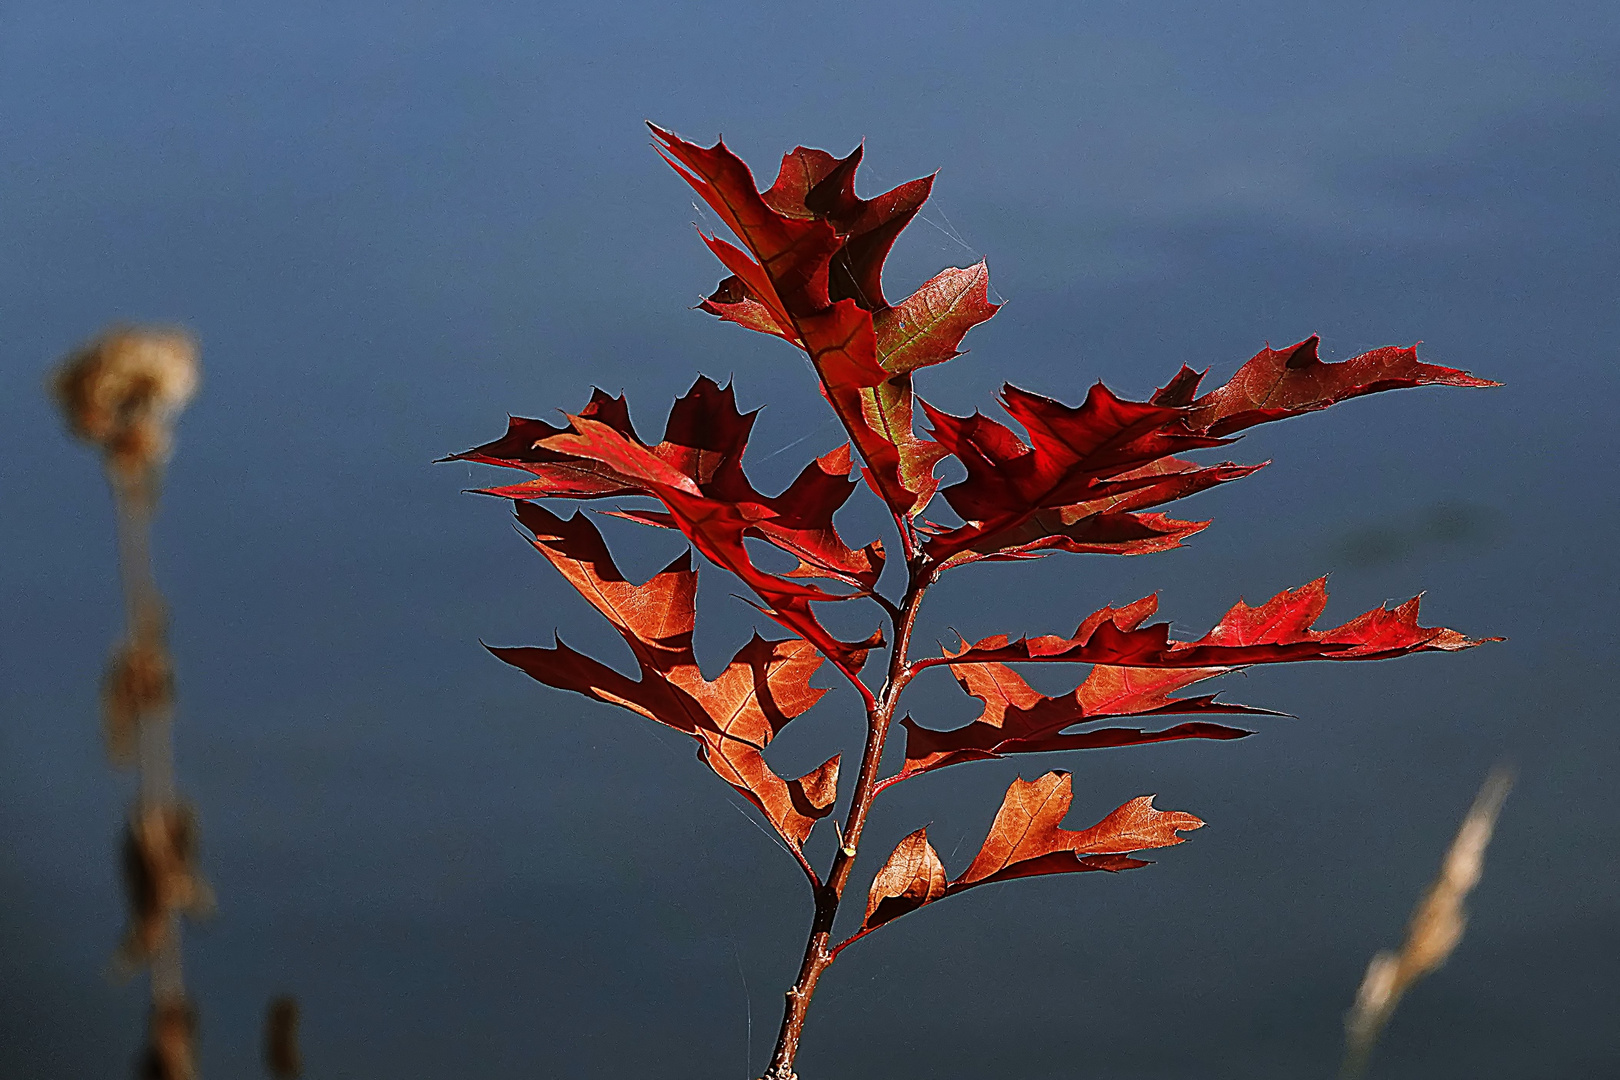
[763,558,929,1077]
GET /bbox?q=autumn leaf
[537,406,882,680]
[898,663,1264,781]
[933,457,1266,567]
[846,262,1001,518]
[834,373,950,519]
[1154,335,1499,437]
[931,577,1495,670]
[874,262,997,374]
[758,141,934,311]
[919,383,1235,561]
[444,377,749,503]
[653,124,999,519]
[848,772,1199,940]
[862,828,948,931]
[893,594,1272,780]
[488,503,842,852]
[443,387,648,501]
[448,379,885,680]
[918,336,1493,563]
[953,772,1199,888]
[651,126,883,382]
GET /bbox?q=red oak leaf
[919,383,1234,561]
[757,141,934,311]
[850,262,1001,517]
[932,578,1495,670]
[444,377,749,502]
[934,457,1267,567]
[607,443,885,593]
[834,373,949,519]
[488,503,840,851]
[849,772,1199,939]
[953,772,1199,888]
[873,262,998,375]
[860,828,948,932]
[894,595,1266,779]
[654,125,998,519]
[443,387,646,501]
[448,380,885,668]
[920,336,1492,563]
[1154,335,1499,437]
[537,411,881,681]
[897,650,1265,781]
[651,126,882,384]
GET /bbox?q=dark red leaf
[446,377,749,500]
[441,389,647,501]
[756,141,936,312]
[827,374,949,519]
[920,383,1232,561]
[873,261,999,374]
[920,335,1492,562]
[699,276,797,341]
[653,124,1000,520]
[1155,335,1498,437]
[939,456,1264,566]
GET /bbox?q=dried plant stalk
[139,997,198,1080]
[1342,767,1514,1078]
[264,995,302,1079]
[52,326,207,1078]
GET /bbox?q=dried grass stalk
[1341,767,1513,1077]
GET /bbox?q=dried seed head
[51,327,199,476]
[103,638,174,767]
[138,997,197,1080]
[264,995,303,1079]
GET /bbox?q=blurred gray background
[1,2,1615,1077]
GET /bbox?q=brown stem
[110,464,197,1045]
[764,560,929,1077]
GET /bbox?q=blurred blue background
[2,2,1615,1077]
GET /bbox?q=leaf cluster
[449,126,1497,1063]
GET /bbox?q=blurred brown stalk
[52,327,211,1080]
[1341,767,1514,1078]
[264,995,303,1079]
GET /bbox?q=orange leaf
[489,505,840,850]
[862,828,948,931]
[954,772,1200,889]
